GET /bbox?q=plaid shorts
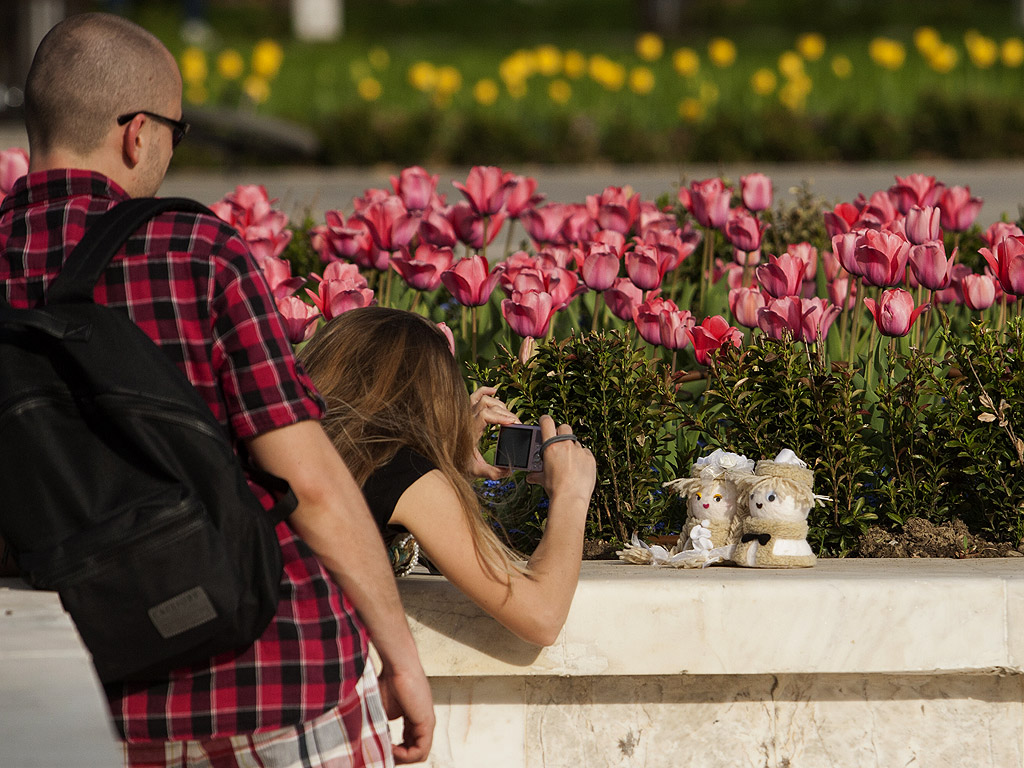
[123,664,393,768]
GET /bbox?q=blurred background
[3,0,1024,166]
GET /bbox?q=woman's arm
[391,415,596,646]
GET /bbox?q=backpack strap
[47,197,213,305]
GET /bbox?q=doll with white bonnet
[731,449,827,568]
[662,448,754,562]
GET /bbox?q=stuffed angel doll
[731,449,828,568]
[617,449,754,568]
[663,448,755,559]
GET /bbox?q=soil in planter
[857,517,1024,558]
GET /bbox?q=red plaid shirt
[0,170,368,741]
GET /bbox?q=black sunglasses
[117,110,190,148]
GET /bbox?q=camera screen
[495,426,536,469]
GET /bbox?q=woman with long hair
[298,306,596,646]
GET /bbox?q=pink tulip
[625,242,672,291]
[441,254,501,306]
[592,229,628,256]
[890,174,944,214]
[276,296,321,344]
[854,229,911,288]
[449,202,506,250]
[453,165,514,216]
[211,184,275,229]
[520,204,571,246]
[828,276,857,311]
[561,204,600,243]
[586,186,640,235]
[632,295,679,346]
[0,147,29,199]
[305,277,375,321]
[740,173,773,213]
[390,166,439,211]
[497,251,541,293]
[831,231,862,278]
[821,249,844,282]
[320,211,373,262]
[642,228,698,271]
[246,225,294,264]
[419,207,458,248]
[604,277,644,321]
[260,257,306,299]
[981,235,1024,296]
[637,202,678,235]
[756,296,803,341]
[787,242,818,281]
[501,290,557,338]
[504,175,544,218]
[657,309,695,351]
[938,186,983,232]
[437,322,456,356]
[982,221,1024,248]
[687,178,731,230]
[689,315,744,364]
[904,206,942,246]
[350,187,391,213]
[728,285,766,329]
[356,196,417,252]
[733,248,761,267]
[936,264,974,305]
[908,241,956,291]
[863,288,929,337]
[521,266,585,311]
[797,297,841,343]
[755,252,807,298]
[962,273,998,311]
[539,246,578,271]
[824,202,861,238]
[725,208,767,253]
[392,243,454,291]
[580,244,621,291]
[857,190,900,230]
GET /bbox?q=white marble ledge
[397,558,1024,678]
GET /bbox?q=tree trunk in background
[637,0,683,35]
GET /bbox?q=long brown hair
[298,307,521,580]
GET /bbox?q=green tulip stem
[471,305,479,362]
[480,218,489,262]
[591,292,604,332]
[847,277,866,366]
[503,219,516,260]
[698,227,715,316]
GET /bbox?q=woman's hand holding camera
[528,415,596,508]
[469,386,519,480]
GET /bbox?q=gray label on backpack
[148,586,218,639]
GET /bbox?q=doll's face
[688,480,737,521]
[748,486,808,522]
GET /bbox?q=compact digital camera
[495,424,544,472]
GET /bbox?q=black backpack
[0,197,293,683]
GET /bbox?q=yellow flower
[473,78,500,106]
[368,46,390,71]
[750,68,777,96]
[500,50,535,86]
[678,97,704,122]
[927,44,958,74]
[628,66,655,94]
[1002,38,1024,68]
[673,47,700,77]
[242,75,270,104]
[548,79,572,104]
[778,50,804,79]
[435,66,462,96]
[180,47,207,86]
[588,55,625,90]
[185,85,208,105]
[965,31,998,69]
[563,50,587,79]
[217,49,245,81]
[869,37,906,71]
[708,37,737,68]
[831,54,853,78]
[535,45,563,77]
[408,61,438,92]
[778,80,809,112]
[506,79,527,99]
[796,33,826,61]
[349,60,371,82]
[357,77,382,101]
[251,39,284,80]
[914,26,942,56]
[636,32,664,62]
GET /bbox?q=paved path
[4,122,1024,223]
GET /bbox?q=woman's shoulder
[362,446,439,529]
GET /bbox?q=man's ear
[120,114,144,168]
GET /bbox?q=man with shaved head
[1,13,434,768]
